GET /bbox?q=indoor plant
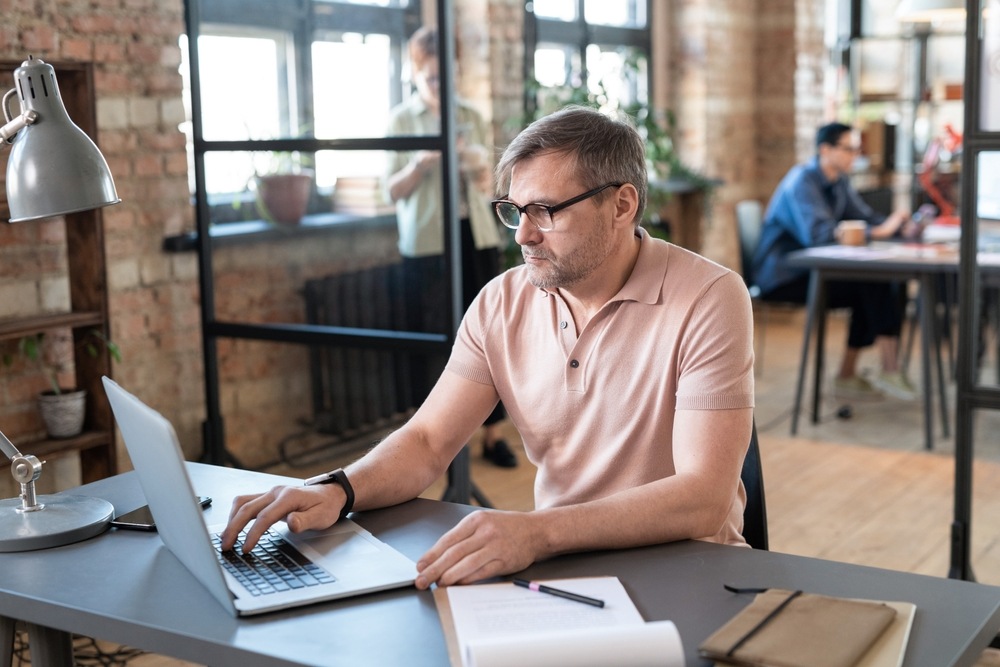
[5,329,121,438]
[252,150,315,226]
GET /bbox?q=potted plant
[4,329,121,438]
[252,150,315,226]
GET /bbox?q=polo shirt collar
[613,226,665,306]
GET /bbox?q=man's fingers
[219,490,274,550]
[220,485,345,553]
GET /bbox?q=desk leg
[1,615,14,667]
[792,271,821,435]
[928,278,951,438]
[23,623,73,667]
[812,278,829,424]
[918,276,937,451]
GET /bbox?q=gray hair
[496,105,648,225]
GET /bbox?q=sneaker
[833,375,883,400]
[483,439,518,468]
[872,371,918,401]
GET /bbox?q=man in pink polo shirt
[222,105,755,589]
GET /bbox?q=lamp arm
[0,88,37,144]
[0,428,45,511]
[0,428,21,461]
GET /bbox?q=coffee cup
[837,220,867,247]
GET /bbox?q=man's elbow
[687,493,738,541]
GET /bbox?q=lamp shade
[896,0,966,22]
[5,57,119,223]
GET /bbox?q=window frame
[524,0,652,118]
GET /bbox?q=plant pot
[256,171,314,225]
[38,389,86,438]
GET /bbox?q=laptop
[102,376,417,616]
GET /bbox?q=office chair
[736,200,770,373]
[741,421,769,550]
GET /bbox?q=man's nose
[514,217,542,245]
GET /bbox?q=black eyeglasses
[492,183,622,232]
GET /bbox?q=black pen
[512,578,605,608]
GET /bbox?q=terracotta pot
[256,172,314,225]
[38,389,86,438]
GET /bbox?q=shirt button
[570,359,579,368]
[560,321,568,329]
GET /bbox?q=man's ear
[612,183,640,228]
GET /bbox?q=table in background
[786,243,961,451]
[3,463,1000,666]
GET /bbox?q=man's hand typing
[219,483,346,553]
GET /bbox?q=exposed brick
[133,154,163,178]
[60,38,93,61]
[94,41,127,64]
[128,97,159,128]
[71,15,119,35]
[96,97,129,130]
[21,26,58,53]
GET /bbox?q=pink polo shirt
[445,228,755,545]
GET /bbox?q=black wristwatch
[304,468,355,521]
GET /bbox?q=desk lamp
[0,56,120,552]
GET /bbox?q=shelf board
[0,312,105,341]
[21,430,112,460]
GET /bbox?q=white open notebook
[435,576,684,667]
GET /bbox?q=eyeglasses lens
[495,203,554,232]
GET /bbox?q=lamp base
[0,494,113,552]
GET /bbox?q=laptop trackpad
[297,527,381,558]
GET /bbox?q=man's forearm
[527,475,737,559]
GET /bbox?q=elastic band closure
[726,589,803,657]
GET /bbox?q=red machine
[918,122,963,226]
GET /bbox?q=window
[185,0,417,207]
[312,32,393,188]
[526,0,650,117]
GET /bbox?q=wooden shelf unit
[0,59,115,484]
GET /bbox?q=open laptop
[102,376,417,616]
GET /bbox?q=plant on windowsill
[249,146,316,226]
[3,330,122,439]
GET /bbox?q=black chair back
[741,422,769,550]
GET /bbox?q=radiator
[304,264,417,438]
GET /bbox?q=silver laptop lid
[103,376,237,615]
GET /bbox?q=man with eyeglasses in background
[752,122,918,400]
[222,105,755,589]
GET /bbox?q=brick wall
[0,0,824,487]
[666,0,825,271]
[0,1,201,492]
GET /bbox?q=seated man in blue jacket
[752,122,916,400]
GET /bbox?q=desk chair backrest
[736,200,764,294]
[741,422,769,550]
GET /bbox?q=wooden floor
[39,307,1000,666]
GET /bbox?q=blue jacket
[751,157,884,296]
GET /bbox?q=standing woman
[386,26,516,468]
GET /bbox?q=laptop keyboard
[211,528,337,597]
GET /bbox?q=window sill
[162,211,397,252]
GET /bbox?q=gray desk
[3,463,1000,666]
[786,243,961,451]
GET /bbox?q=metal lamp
[0,57,119,551]
[896,0,966,22]
[2,56,120,222]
